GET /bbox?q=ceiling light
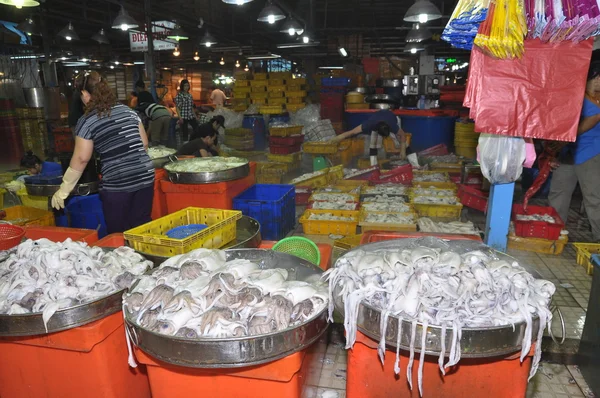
[17,18,38,36]
[219,57,225,65]
[167,26,188,41]
[257,1,286,24]
[404,42,425,53]
[91,28,110,44]
[244,64,249,72]
[0,0,39,8]
[207,57,213,64]
[111,6,138,31]
[123,62,134,66]
[404,0,442,23]
[57,22,79,41]
[134,61,145,65]
[280,18,303,35]
[173,47,180,57]
[193,52,200,61]
[406,23,432,42]
[110,65,115,69]
[302,35,310,44]
[318,66,343,70]
[201,31,217,47]
[222,0,254,4]
[338,47,348,57]
[235,60,240,68]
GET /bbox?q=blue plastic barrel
[400,116,457,152]
[344,112,372,132]
[242,115,267,151]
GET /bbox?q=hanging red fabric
[465,39,593,142]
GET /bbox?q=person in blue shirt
[19,151,62,179]
[549,61,600,241]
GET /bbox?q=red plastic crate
[345,167,380,180]
[450,173,483,185]
[23,226,99,244]
[94,233,125,247]
[368,164,413,185]
[417,144,449,157]
[269,135,304,146]
[269,143,302,155]
[512,204,564,240]
[152,169,168,220]
[347,330,532,398]
[457,184,488,213]
[360,231,482,244]
[295,186,312,205]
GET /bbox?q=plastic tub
[17,190,49,211]
[3,205,55,227]
[299,209,359,235]
[65,194,107,239]
[360,231,483,244]
[95,233,125,248]
[23,226,99,244]
[0,312,151,398]
[573,242,600,275]
[512,204,564,240]
[260,241,333,271]
[457,184,488,213]
[400,115,457,152]
[508,233,568,256]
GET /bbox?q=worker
[176,129,217,158]
[135,80,155,104]
[549,61,600,241]
[210,86,227,107]
[174,79,198,142]
[189,115,225,142]
[51,71,155,234]
[137,102,172,146]
[330,109,417,166]
[18,151,62,181]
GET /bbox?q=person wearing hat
[549,61,600,241]
[330,109,417,166]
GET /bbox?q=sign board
[130,21,177,52]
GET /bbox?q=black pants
[100,186,154,234]
[181,118,199,142]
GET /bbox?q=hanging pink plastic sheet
[464,38,593,142]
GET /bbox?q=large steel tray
[25,181,100,197]
[165,159,249,184]
[136,216,262,267]
[0,248,151,337]
[124,249,328,368]
[334,238,545,358]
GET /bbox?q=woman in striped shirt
[52,71,155,233]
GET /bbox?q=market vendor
[549,61,600,241]
[18,151,62,181]
[137,102,172,146]
[51,71,154,234]
[189,115,224,142]
[176,128,218,158]
[329,109,416,166]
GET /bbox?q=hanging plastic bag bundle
[477,134,527,184]
[442,0,491,49]
[474,0,527,59]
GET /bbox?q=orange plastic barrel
[152,169,168,220]
[347,331,532,398]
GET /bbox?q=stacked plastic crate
[320,77,350,134]
[232,71,251,112]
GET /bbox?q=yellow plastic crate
[254,72,268,80]
[286,90,307,99]
[349,138,365,157]
[309,191,360,203]
[267,152,302,164]
[288,77,306,85]
[455,146,478,159]
[287,84,304,92]
[251,87,266,94]
[333,234,363,260]
[233,87,251,95]
[4,205,55,226]
[292,173,329,189]
[124,207,242,256]
[256,162,289,175]
[299,209,359,235]
[267,85,286,93]
[408,186,458,198]
[287,97,305,104]
[269,78,285,86]
[412,202,463,222]
[303,142,339,155]
[269,91,285,98]
[235,80,250,87]
[17,189,49,210]
[269,125,303,137]
[231,98,250,105]
[286,104,305,112]
[268,97,287,106]
[234,71,251,80]
[251,99,267,106]
[508,234,568,256]
[250,79,268,87]
[335,180,368,188]
[358,157,389,169]
[233,105,248,112]
[429,162,463,173]
[573,242,600,275]
[316,184,363,194]
[260,105,283,115]
[327,165,345,183]
[256,174,283,184]
[250,91,268,100]
[226,128,253,137]
[383,133,412,153]
[359,210,418,232]
[269,72,292,80]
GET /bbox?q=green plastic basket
[272,237,321,266]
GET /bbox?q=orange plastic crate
[136,347,311,398]
[152,169,168,220]
[23,226,99,244]
[95,233,125,247]
[347,330,532,398]
[0,312,151,398]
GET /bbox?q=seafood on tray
[363,184,408,195]
[311,201,357,211]
[165,157,248,173]
[290,170,327,184]
[311,193,355,202]
[412,195,459,205]
[124,249,328,339]
[343,168,376,178]
[361,202,411,213]
[413,172,449,182]
[515,214,556,223]
[147,146,176,159]
[421,154,462,164]
[0,239,152,331]
[308,213,355,221]
[410,188,455,197]
[363,213,415,224]
[325,239,555,396]
[363,194,407,204]
[417,218,480,235]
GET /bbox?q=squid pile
[311,193,355,202]
[0,239,152,331]
[417,218,480,235]
[290,170,326,184]
[311,201,357,211]
[124,249,327,339]
[324,240,555,396]
[363,194,408,204]
[413,172,449,182]
[412,195,459,205]
[363,184,408,195]
[516,214,556,223]
[308,213,355,221]
[410,188,456,197]
[363,213,415,224]
[165,157,248,173]
[361,202,411,212]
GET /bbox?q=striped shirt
[143,103,171,121]
[76,104,154,192]
[175,91,195,120]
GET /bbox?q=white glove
[51,167,83,210]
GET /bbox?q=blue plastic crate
[233,184,295,241]
[321,77,350,87]
[67,210,107,238]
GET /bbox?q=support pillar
[484,182,515,252]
